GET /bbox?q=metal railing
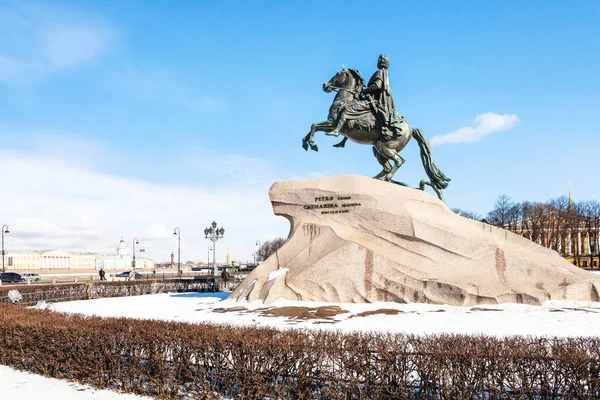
[0,275,239,306]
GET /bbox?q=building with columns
[508,209,599,268]
[4,250,42,271]
[2,238,154,271]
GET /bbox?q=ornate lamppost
[132,238,139,272]
[1,225,9,273]
[207,246,212,271]
[255,240,261,263]
[204,221,224,276]
[173,227,181,275]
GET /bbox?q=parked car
[21,273,41,282]
[115,271,143,280]
[0,272,24,283]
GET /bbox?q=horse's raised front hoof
[311,143,319,152]
[302,141,309,151]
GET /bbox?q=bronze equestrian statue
[302,54,450,202]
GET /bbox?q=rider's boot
[326,115,346,137]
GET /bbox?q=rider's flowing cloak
[370,68,403,131]
[374,68,395,116]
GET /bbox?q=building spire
[568,179,573,213]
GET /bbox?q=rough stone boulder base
[230,175,600,306]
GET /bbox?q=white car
[21,273,41,282]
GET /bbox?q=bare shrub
[0,304,598,399]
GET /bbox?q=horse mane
[348,68,365,90]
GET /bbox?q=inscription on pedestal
[303,196,362,215]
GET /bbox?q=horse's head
[322,67,365,98]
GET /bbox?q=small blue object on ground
[170,292,230,300]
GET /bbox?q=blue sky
[0,1,598,263]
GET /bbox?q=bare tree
[486,195,515,229]
[562,201,585,266]
[507,202,524,235]
[547,196,570,253]
[451,208,482,221]
[520,201,549,246]
[257,237,287,262]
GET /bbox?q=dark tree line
[451,208,482,221]
[458,195,600,268]
[256,237,287,262]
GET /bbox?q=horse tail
[411,128,451,191]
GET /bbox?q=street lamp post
[1,225,9,273]
[204,221,225,276]
[132,238,139,272]
[207,246,212,271]
[255,240,261,263]
[253,252,256,265]
[173,227,181,275]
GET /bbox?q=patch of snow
[0,365,152,399]
[51,292,600,338]
[268,268,288,281]
[33,300,56,311]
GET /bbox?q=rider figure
[329,54,402,140]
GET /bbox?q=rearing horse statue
[301,67,450,202]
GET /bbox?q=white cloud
[431,112,519,145]
[40,23,113,68]
[0,140,289,264]
[0,3,114,84]
[145,224,172,240]
[0,4,222,113]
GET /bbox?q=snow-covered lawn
[0,365,152,400]
[7,288,600,397]
[51,291,600,338]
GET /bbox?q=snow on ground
[0,365,152,400]
[52,292,600,338]
[9,290,600,397]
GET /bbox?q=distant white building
[3,250,42,271]
[2,249,100,271]
[2,238,154,271]
[96,237,154,271]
